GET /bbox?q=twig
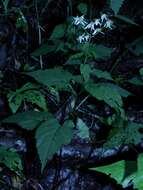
[35,0,43,69]
[75,96,89,110]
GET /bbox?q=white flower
[84,21,95,31]
[92,28,104,36]
[101,14,108,22]
[73,15,87,27]
[94,19,101,26]
[104,19,114,29]
[77,33,90,43]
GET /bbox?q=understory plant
[1,0,143,189]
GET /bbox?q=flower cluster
[72,14,114,43]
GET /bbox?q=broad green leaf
[50,24,66,39]
[77,3,88,15]
[2,111,50,130]
[0,147,23,172]
[104,117,143,148]
[80,64,92,82]
[94,45,113,59]
[76,118,90,139]
[31,44,56,57]
[110,0,125,15]
[91,154,143,190]
[122,154,143,190]
[79,43,113,59]
[93,69,113,81]
[23,90,47,111]
[36,119,74,171]
[65,53,83,65]
[26,67,81,90]
[85,82,124,109]
[92,160,125,183]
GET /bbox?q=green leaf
[8,94,23,113]
[80,64,92,82]
[31,44,56,57]
[122,154,143,190]
[91,154,143,190]
[85,82,129,109]
[77,3,88,15]
[94,45,113,59]
[110,0,125,15]
[76,118,90,139]
[2,111,50,130]
[104,118,143,148]
[23,90,47,111]
[50,24,66,39]
[26,67,81,90]
[0,147,23,172]
[36,119,74,171]
[93,69,114,81]
[92,160,125,183]
[65,53,83,65]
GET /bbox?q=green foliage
[104,117,143,148]
[7,83,47,113]
[26,67,81,90]
[3,112,74,171]
[93,154,143,190]
[110,0,125,15]
[3,111,50,130]
[36,119,74,171]
[76,118,90,139]
[0,147,23,172]
[50,24,66,39]
[84,82,131,111]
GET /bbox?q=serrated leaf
[77,3,88,15]
[2,111,50,130]
[110,0,125,15]
[0,147,23,172]
[85,82,125,109]
[76,118,90,139]
[23,90,47,111]
[92,154,143,190]
[93,69,114,81]
[26,67,81,90]
[36,119,74,171]
[50,24,66,39]
[104,118,143,149]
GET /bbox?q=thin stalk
[35,0,43,69]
